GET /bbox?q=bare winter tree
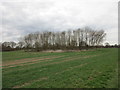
[18,41,25,49]
[24,34,34,50]
[2,42,10,47]
[9,41,16,48]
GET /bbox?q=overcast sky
[0,0,118,45]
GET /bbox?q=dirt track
[2,55,65,68]
[3,54,99,69]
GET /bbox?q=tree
[18,41,25,49]
[105,42,110,47]
[9,41,16,48]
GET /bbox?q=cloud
[0,0,118,44]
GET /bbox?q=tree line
[1,27,119,52]
[1,27,112,51]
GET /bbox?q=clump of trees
[20,27,106,51]
[1,41,18,51]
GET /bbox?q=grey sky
[0,0,118,45]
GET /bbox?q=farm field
[2,48,118,88]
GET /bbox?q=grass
[2,48,118,88]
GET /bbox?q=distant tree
[18,41,25,49]
[2,42,10,47]
[2,42,13,51]
[105,42,110,47]
[9,41,16,48]
[114,44,118,47]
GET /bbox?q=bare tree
[18,41,25,49]
[9,41,16,48]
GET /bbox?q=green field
[2,48,118,88]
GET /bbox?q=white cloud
[0,0,118,44]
